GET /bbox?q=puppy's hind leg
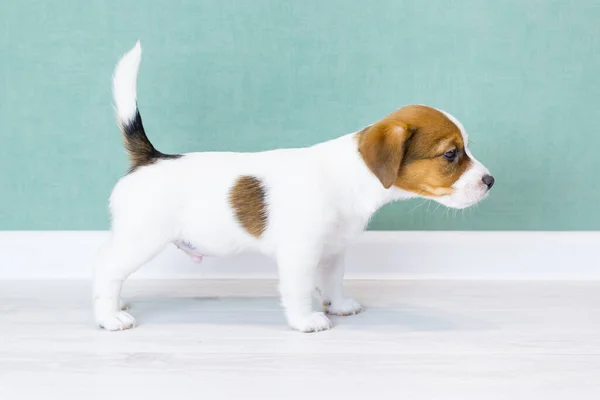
[93,231,167,331]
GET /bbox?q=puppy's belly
[174,240,205,263]
[173,234,250,261]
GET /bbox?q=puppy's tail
[112,41,178,171]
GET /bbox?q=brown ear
[358,121,413,189]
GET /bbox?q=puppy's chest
[322,215,369,255]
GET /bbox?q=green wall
[1,0,599,230]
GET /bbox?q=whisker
[409,200,428,214]
[443,206,451,219]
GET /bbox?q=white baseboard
[0,231,598,280]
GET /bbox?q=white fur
[93,43,492,332]
[112,40,141,125]
[438,109,491,209]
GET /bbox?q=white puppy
[93,42,494,332]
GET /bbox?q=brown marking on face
[433,138,454,155]
[358,105,472,197]
[229,176,268,237]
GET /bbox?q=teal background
[1,0,599,230]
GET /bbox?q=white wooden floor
[1,280,600,399]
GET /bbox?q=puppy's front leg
[317,253,363,316]
[277,249,333,333]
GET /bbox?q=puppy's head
[358,105,493,209]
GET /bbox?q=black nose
[482,175,495,190]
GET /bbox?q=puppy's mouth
[418,185,454,197]
[436,192,490,210]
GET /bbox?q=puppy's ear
[358,120,413,189]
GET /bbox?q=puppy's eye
[443,149,458,162]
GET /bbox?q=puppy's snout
[482,174,495,190]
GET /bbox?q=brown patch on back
[229,176,268,237]
[358,105,472,197]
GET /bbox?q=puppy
[93,42,494,333]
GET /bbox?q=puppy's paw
[324,297,363,316]
[119,300,130,311]
[288,312,333,333]
[96,311,136,331]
